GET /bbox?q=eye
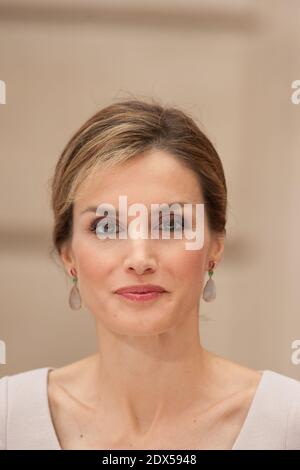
[89,217,119,235]
[159,215,186,231]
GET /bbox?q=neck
[90,308,213,439]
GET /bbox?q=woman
[1,99,300,450]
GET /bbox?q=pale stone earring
[202,260,216,302]
[69,268,82,310]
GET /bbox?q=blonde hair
[50,98,227,258]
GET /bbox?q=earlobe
[209,234,225,268]
[59,242,75,276]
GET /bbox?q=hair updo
[49,98,227,259]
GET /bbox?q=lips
[115,284,166,294]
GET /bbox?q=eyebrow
[80,201,197,216]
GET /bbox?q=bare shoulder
[202,350,263,419]
[205,349,263,389]
[49,354,98,385]
[48,353,99,409]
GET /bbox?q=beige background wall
[1,0,300,379]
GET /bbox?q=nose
[123,239,157,276]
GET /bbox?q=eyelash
[89,216,186,234]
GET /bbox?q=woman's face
[61,149,224,335]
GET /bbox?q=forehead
[74,150,203,215]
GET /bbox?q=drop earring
[202,260,216,302]
[69,268,82,310]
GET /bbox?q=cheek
[72,236,113,283]
[166,245,206,286]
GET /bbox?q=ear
[60,241,76,276]
[207,232,225,270]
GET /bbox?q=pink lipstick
[115,284,167,302]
